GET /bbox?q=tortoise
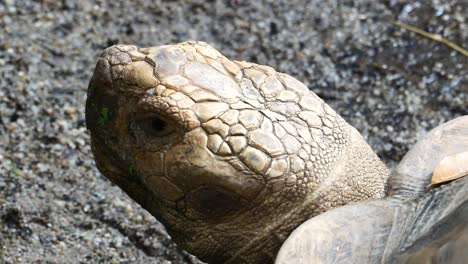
[85,41,468,264]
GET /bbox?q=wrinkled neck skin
[85,41,389,264]
[223,127,390,263]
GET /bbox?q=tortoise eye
[149,116,167,133]
[138,116,174,137]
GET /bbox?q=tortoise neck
[317,126,389,211]
[223,126,390,264]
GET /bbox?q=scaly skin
[85,41,389,263]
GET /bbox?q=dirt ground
[0,0,466,263]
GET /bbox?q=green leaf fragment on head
[129,164,136,176]
[98,107,111,125]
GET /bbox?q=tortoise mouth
[181,185,250,221]
[164,155,266,203]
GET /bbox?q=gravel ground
[0,0,466,263]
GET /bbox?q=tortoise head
[86,41,388,263]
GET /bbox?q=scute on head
[86,41,389,263]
